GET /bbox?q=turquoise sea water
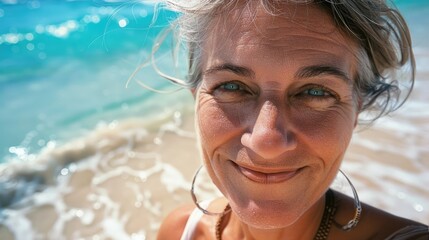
[0,0,182,163]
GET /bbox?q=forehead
[202,2,358,74]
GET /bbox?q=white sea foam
[0,98,197,239]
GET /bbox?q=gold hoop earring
[335,169,362,231]
[190,165,231,216]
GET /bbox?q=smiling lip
[236,164,301,184]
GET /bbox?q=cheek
[195,98,244,192]
[197,104,232,150]
[292,107,356,160]
[196,96,245,151]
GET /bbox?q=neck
[224,196,326,240]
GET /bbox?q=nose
[241,101,297,159]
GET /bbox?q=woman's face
[195,3,359,228]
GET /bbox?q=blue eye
[212,81,253,100]
[307,88,327,96]
[221,82,240,91]
[297,85,339,102]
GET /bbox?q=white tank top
[180,201,210,240]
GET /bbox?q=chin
[239,211,301,230]
[232,200,304,229]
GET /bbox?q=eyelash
[212,81,250,94]
[211,81,339,101]
[219,82,244,91]
[298,85,340,101]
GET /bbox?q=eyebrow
[203,63,352,84]
[203,63,255,78]
[295,65,352,84]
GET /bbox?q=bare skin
[158,2,427,240]
[157,191,424,240]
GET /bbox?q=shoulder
[157,203,196,240]
[331,190,428,240]
[385,225,429,240]
[359,202,427,239]
[157,199,228,240]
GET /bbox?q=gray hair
[156,0,415,123]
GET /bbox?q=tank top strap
[180,201,211,240]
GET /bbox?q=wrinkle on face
[204,3,359,80]
[194,1,360,230]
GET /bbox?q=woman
[156,0,428,239]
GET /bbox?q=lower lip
[236,165,301,184]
